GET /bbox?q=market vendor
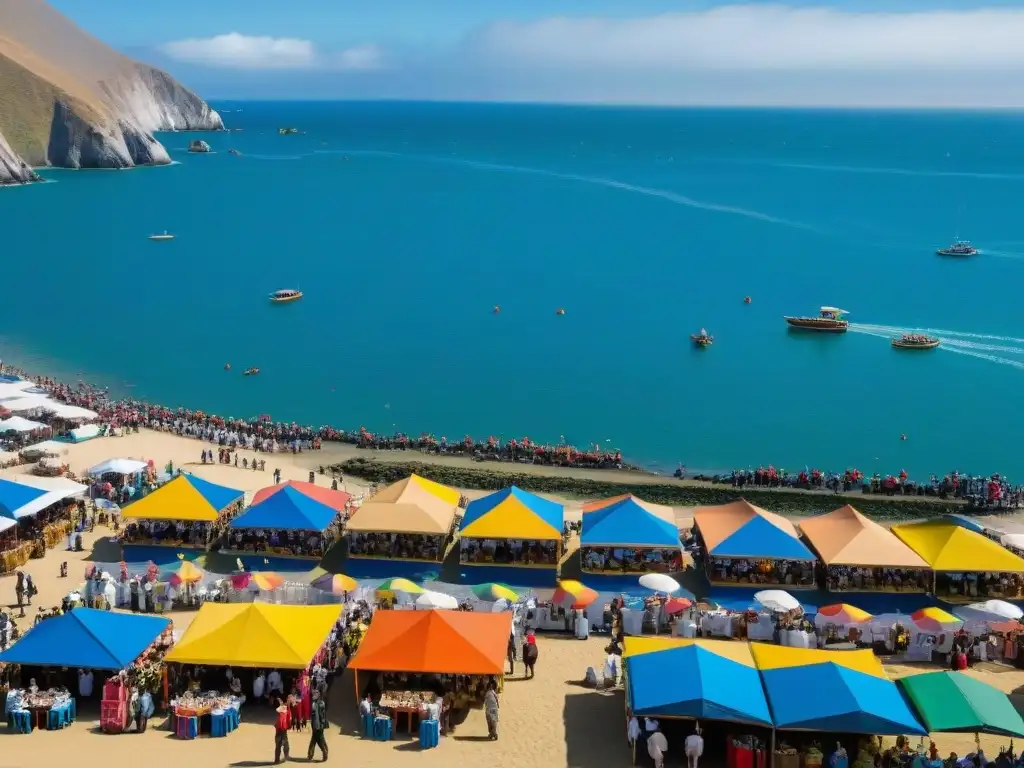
[709,557,815,586]
[226,527,334,559]
[460,538,558,566]
[582,546,682,574]
[121,520,212,548]
[347,532,444,561]
[826,565,929,592]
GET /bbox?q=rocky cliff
[0,0,223,183]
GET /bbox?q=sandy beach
[1,430,1023,767]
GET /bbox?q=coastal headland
[335,454,967,520]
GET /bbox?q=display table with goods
[170,691,243,739]
[379,690,438,734]
[5,687,75,733]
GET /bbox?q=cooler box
[100,701,126,734]
[373,716,392,741]
[361,713,375,738]
[419,718,440,749]
[175,714,198,739]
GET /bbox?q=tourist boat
[891,334,940,350]
[148,231,174,241]
[269,289,303,303]
[278,127,299,135]
[784,306,849,333]
[690,329,713,348]
[936,239,978,257]
[243,367,260,376]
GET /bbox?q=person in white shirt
[253,671,266,702]
[78,669,94,698]
[685,726,705,768]
[648,726,669,768]
[645,717,660,733]
[604,653,620,686]
[359,694,374,716]
[267,668,284,698]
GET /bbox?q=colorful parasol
[310,573,358,595]
[231,571,285,591]
[817,603,873,625]
[164,560,204,586]
[376,577,423,598]
[664,597,693,615]
[552,579,599,609]
[471,583,520,602]
[911,606,963,633]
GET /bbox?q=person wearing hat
[307,689,329,762]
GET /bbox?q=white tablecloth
[746,620,775,642]
[673,620,697,638]
[621,608,645,636]
[781,629,815,648]
[700,613,739,638]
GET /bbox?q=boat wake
[312,149,815,230]
[848,323,1024,371]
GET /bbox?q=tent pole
[932,570,937,596]
[771,728,776,768]
[354,669,359,706]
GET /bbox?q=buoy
[493,305,501,314]
[556,308,566,316]
[224,363,231,371]
[744,296,751,304]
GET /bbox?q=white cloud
[160,32,317,70]
[336,44,385,71]
[466,6,1024,73]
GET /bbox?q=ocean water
[4,101,1024,478]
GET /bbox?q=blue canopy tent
[230,485,337,531]
[940,514,987,535]
[0,608,170,669]
[181,474,245,512]
[581,497,681,548]
[626,641,773,725]
[712,515,816,561]
[0,479,48,519]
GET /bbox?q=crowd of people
[580,547,682,574]
[346,532,445,561]
[220,527,338,560]
[707,557,816,587]
[825,566,929,592]
[459,538,559,566]
[122,520,212,548]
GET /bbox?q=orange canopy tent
[799,505,929,568]
[348,610,512,675]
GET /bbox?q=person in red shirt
[274,697,291,764]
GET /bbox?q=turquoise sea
[4,102,1024,477]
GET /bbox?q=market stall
[0,608,172,734]
[225,486,341,567]
[459,486,563,587]
[693,500,817,588]
[164,603,342,739]
[799,506,930,593]
[251,480,351,511]
[891,521,1024,601]
[120,474,244,561]
[748,644,927,734]
[898,670,1024,737]
[0,476,86,572]
[344,474,458,578]
[580,495,683,576]
[348,609,512,742]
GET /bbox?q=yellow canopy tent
[891,521,1024,572]
[346,474,459,534]
[165,603,341,668]
[122,474,243,522]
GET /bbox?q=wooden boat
[269,289,303,303]
[148,231,174,241]
[784,306,849,333]
[690,329,713,348]
[891,334,940,350]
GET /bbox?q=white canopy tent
[44,403,98,421]
[87,458,148,477]
[0,396,52,412]
[19,440,67,458]
[0,416,46,433]
[0,380,40,396]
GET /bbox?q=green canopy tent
[899,671,1024,737]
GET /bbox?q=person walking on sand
[507,632,517,676]
[307,689,328,762]
[483,680,500,740]
[273,696,291,763]
[522,629,538,679]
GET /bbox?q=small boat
[228,148,242,156]
[555,308,566,316]
[148,231,174,241]
[243,367,260,376]
[690,329,713,348]
[784,306,849,333]
[278,127,299,135]
[269,289,303,303]
[493,305,501,314]
[744,296,752,304]
[891,334,940,350]
[936,239,978,257]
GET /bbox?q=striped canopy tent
[624,637,773,726]
[346,474,459,535]
[122,474,244,522]
[460,486,563,540]
[693,499,816,562]
[750,644,926,734]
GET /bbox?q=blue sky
[49,0,1024,106]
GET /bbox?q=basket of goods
[803,742,824,768]
[775,741,800,768]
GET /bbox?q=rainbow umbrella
[552,579,599,609]
[231,571,285,591]
[911,606,963,633]
[471,583,519,602]
[311,573,358,595]
[164,560,204,586]
[817,603,873,625]
[376,578,424,598]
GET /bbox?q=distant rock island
[188,140,212,153]
[0,0,223,185]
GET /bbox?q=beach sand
[1,431,1023,766]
